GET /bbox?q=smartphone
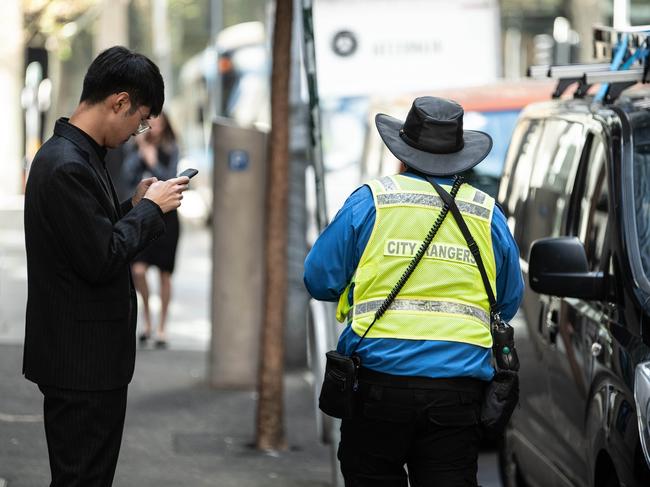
[178,168,199,179]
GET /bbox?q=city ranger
[304,97,524,487]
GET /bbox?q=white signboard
[312,0,501,98]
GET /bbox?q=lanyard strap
[350,176,463,355]
[429,178,523,374]
[426,177,498,318]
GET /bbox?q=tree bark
[256,0,292,451]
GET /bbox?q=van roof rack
[528,25,650,103]
[585,68,645,103]
[528,62,615,98]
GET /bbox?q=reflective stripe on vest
[348,298,490,326]
[336,174,497,348]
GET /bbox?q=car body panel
[499,93,650,487]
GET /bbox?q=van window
[517,121,584,259]
[536,122,583,198]
[633,136,650,277]
[575,137,608,270]
[500,120,543,251]
[626,111,650,301]
[500,119,541,218]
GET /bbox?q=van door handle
[591,342,603,357]
[592,328,611,357]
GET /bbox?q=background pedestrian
[122,112,181,348]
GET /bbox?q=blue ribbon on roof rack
[595,33,628,102]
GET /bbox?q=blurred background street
[0,210,502,486]
[3,0,650,485]
[0,208,211,351]
[0,215,335,486]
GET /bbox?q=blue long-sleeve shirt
[304,173,524,381]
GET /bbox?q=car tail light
[635,361,650,468]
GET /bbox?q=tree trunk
[256,0,292,451]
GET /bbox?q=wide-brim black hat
[375,96,493,177]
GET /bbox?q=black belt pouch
[318,351,360,419]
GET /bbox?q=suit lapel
[53,119,119,220]
[104,169,124,218]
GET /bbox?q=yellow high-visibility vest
[336,174,497,348]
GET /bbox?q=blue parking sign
[228,150,249,171]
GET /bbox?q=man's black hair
[80,46,164,116]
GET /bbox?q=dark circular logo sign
[332,31,358,57]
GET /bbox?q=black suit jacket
[23,118,165,390]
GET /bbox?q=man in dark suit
[23,46,190,486]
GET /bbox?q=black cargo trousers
[338,367,485,487]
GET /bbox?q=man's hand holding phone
[139,169,197,213]
[143,176,190,213]
[132,177,158,207]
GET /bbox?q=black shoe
[138,333,150,345]
[154,339,168,349]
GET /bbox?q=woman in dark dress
[122,112,180,348]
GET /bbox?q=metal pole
[210,0,223,118]
[613,0,630,28]
[300,0,328,231]
[285,0,310,368]
[211,0,223,44]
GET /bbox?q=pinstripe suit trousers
[39,385,128,487]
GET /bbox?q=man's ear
[110,92,130,114]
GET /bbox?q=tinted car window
[624,110,650,302]
[575,137,608,270]
[633,131,650,278]
[539,122,583,198]
[517,121,584,259]
[501,119,540,217]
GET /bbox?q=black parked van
[497,88,650,487]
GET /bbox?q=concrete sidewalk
[0,343,333,487]
[0,204,502,487]
[0,204,333,486]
